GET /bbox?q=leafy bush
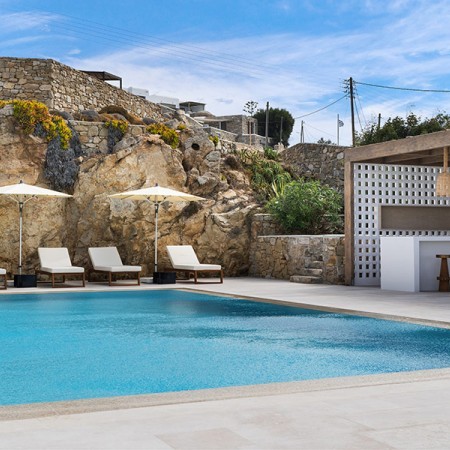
[263,147,279,161]
[0,99,72,148]
[146,123,179,149]
[235,148,292,201]
[356,112,450,145]
[267,180,343,234]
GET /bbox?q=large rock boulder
[0,114,259,277]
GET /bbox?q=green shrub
[209,135,219,146]
[263,146,279,161]
[235,148,291,201]
[267,179,343,234]
[146,123,179,149]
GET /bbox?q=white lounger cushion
[0,268,6,275]
[39,266,84,274]
[166,245,221,270]
[38,248,84,273]
[170,263,222,271]
[92,265,141,273]
[88,247,141,272]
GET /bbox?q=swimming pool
[1,289,450,406]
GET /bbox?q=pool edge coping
[2,368,450,421]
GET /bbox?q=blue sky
[2,0,450,146]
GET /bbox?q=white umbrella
[109,184,205,274]
[0,180,72,274]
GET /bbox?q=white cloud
[28,0,450,146]
[0,11,59,33]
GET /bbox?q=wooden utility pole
[265,102,269,147]
[349,77,355,147]
[280,116,284,145]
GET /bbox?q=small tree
[356,112,450,145]
[243,100,258,117]
[243,101,258,145]
[254,107,294,146]
[267,179,343,234]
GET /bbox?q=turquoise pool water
[1,289,450,405]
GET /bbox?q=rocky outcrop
[0,113,259,277]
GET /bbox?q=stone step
[301,268,323,277]
[290,275,323,284]
[306,261,323,270]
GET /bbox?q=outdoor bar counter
[380,236,450,292]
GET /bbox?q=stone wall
[0,57,163,120]
[208,115,257,135]
[281,143,347,192]
[249,234,345,284]
[72,121,147,154]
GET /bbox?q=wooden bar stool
[436,254,450,292]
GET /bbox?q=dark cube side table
[14,274,37,288]
[153,272,176,284]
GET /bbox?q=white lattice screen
[354,163,450,286]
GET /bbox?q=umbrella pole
[154,202,159,273]
[18,201,23,275]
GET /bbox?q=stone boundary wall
[249,233,345,284]
[72,121,147,154]
[281,143,347,192]
[0,57,163,120]
[204,126,237,142]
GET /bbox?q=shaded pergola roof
[344,129,450,285]
[81,71,122,89]
[345,129,450,167]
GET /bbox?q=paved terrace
[1,278,450,449]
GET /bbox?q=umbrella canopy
[0,180,72,274]
[109,184,205,274]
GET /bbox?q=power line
[303,121,335,138]
[294,94,347,119]
[354,80,450,93]
[4,7,334,86]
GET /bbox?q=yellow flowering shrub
[146,123,179,149]
[104,119,129,135]
[0,99,72,149]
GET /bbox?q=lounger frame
[36,269,86,288]
[166,267,223,284]
[36,248,85,288]
[88,247,141,286]
[89,268,141,286]
[0,271,6,290]
[166,245,223,284]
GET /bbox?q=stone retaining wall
[71,121,147,154]
[0,57,163,120]
[281,143,347,192]
[249,233,345,284]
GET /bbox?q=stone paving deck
[1,278,450,449]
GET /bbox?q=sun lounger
[0,268,7,289]
[166,245,223,283]
[88,247,141,286]
[36,247,85,288]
